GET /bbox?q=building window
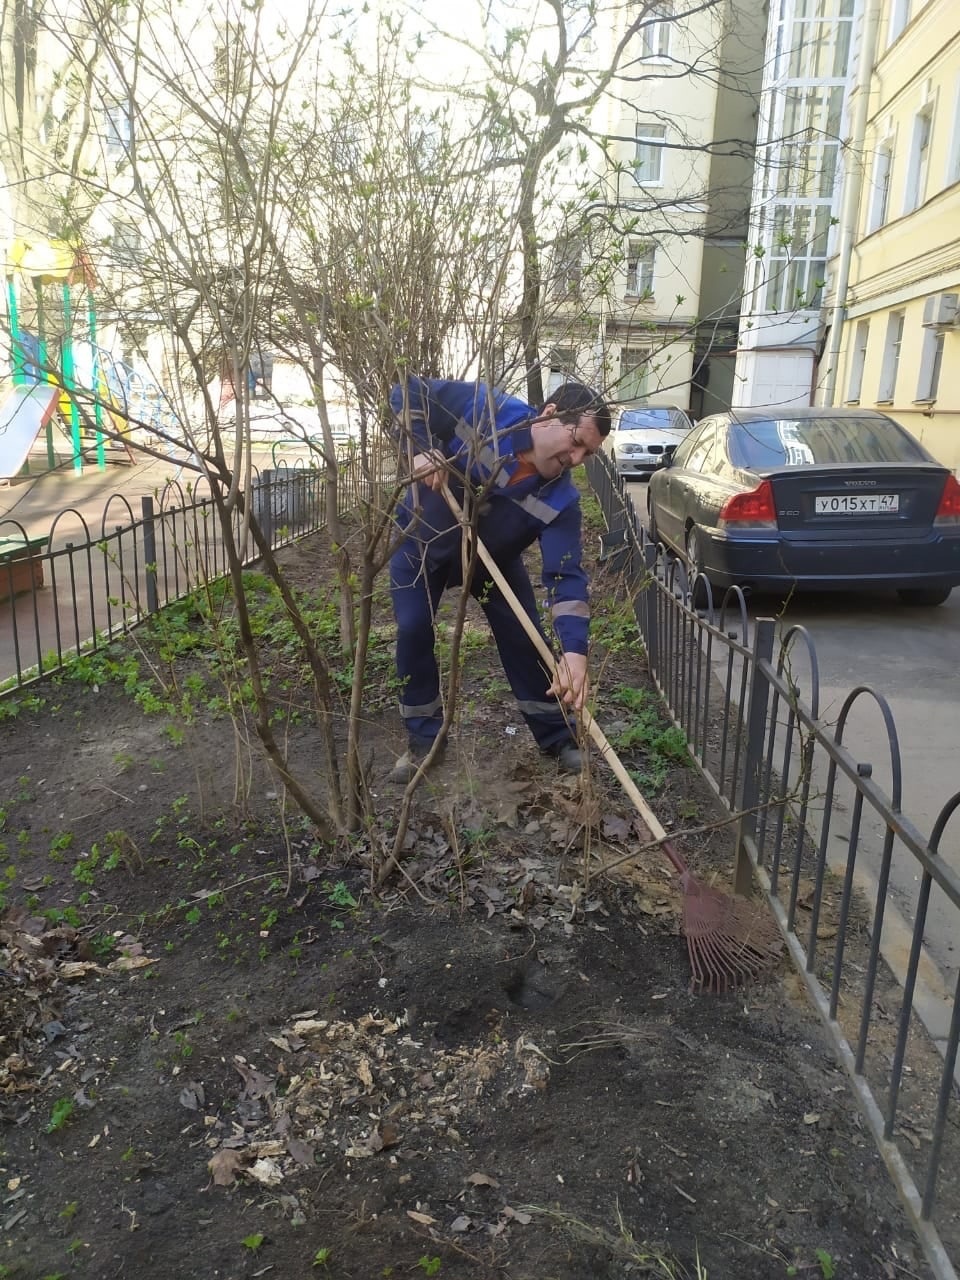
[105,103,132,156]
[846,320,869,402]
[626,241,655,297]
[866,142,893,232]
[903,108,933,213]
[551,235,582,300]
[619,348,649,400]
[634,122,666,186]
[111,222,141,265]
[947,79,960,186]
[916,328,945,402]
[547,347,576,395]
[878,311,905,401]
[640,3,672,59]
[887,0,910,45]
[762,203,830,312]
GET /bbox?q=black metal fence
[0,456,372,689]
[588,451,960,1280]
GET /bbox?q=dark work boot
[388,737,447,784]
[542,741,584,774]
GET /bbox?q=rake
[442,484,782,994]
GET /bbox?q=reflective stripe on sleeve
[551,600,590,619]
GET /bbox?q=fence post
[641,543,659,676]
[253,469,276,545]
[734,616,776,897]
[141,496,159,615]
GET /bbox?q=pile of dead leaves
[203,1009,554,1214]
[0,908,154,1103]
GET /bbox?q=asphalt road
[623,476,960,998]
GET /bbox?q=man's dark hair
[545,381,612,438]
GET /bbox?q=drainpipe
[820,0,883,405]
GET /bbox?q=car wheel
[685,525,711,608]
[646,500,659,547]
[897,587,952,607]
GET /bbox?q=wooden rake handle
[440,483,687,876]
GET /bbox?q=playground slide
[0,383,61,479]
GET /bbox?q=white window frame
[547,346,576,395]
[947,76,960,186]
[551,235,582,299]
[105,103,132,157]
[866,141,893,232]
[915,328,945,402]
[903,107,933,213]
[625,240,656,297]
[846,319,869,402]
[619,347,650,400]
[878,310,905,402]
[640,3,672,60]
[634,122,666,187]
[887,0,910,46]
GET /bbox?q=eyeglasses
[566,421,601,459]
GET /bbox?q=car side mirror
[656,444,678,469]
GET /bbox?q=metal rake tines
[683,890,783,994]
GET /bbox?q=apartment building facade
[829,0,960,469]
[734,0,859,411]
[544,0,765,415]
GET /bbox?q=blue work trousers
[390,539,575,752]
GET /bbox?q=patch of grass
[591,596,640,654]
[608,685,689,792]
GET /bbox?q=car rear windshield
[728,416,929,469]
[618,409,683,431]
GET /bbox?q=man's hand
[548,651,589,712]
[410,450,447,493]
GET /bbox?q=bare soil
[0,526,934,1280]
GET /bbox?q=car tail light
[934,474,960,526]
[718,480,777,529]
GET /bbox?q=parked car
[646,407,960,606]
[609,404,694,477]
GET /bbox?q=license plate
[814,493,900,515]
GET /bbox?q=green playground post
[60,283,84,474]
[86,294,106,470]
[33,280,59,471]
[6,279,25,385]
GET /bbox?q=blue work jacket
[390,377,590,656]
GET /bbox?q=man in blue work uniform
[388,376,611,784]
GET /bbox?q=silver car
[610,405,694,477]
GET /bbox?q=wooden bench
[0,535,49,604]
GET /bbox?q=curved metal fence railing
[587,450,960,1280]
[0,458,373,691]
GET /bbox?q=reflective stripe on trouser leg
[390,541,448,742]
[471,557,575,752]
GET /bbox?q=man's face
[529,412,605,480]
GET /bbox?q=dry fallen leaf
[246,1157,284,1186]
[208,1149,246,1186]
[803,1112,821,1126]
[501,1206,532,1225]
[286,1137,315,1166]
[465,1172,500,1188]
[109,954,156,971]
[406,1209,438,1226]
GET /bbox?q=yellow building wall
[835,0,960,469]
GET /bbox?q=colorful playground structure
[1,236,181,479]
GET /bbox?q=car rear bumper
[701,529,960,592]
